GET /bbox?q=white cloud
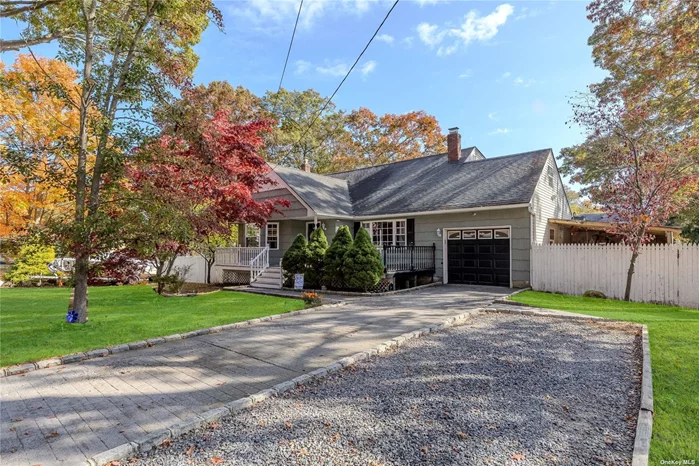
[488,128,511,135]
[515,6,540,20]
[513,76,537,87]
[402,36,415,48]
[229,0,380,30]
[376,33,394,45]
[294,59,311,74]
[459,69,473,79]
[415,0,448,5]
[316,62,349,77]
[416,23,444,47]
[305,59,377,79]
[360,60,377,77]
[417,4,514,56]
[488,112,498,120]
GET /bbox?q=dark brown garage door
[447,228,510,287]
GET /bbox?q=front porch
[212,244,436,289]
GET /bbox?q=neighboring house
[215,127,571,289]
[547,213,681,245]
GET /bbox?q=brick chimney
[447,127,461,163]
[302,158,311,172]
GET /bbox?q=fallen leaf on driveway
[160,438,172,447]
[284,421,293,430]
[185,445,195,456]
[456,432,468,440]
[211,457,224,464]
[511,453,525,461]
[44,432,59,439]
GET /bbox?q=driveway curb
[0,301,347,378]
[486,305,653,466]
[82,307,486,466]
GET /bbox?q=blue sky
[1,0,606,161]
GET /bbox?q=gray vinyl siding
[267,218,354,266]
[254,187,310,221]
[412,207,532,287]
[530,153,571,244]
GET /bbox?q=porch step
[251,266,282,289]
[250,282,282,290]
[254,276,281,285]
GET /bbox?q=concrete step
[250,282,282,289]
[254,277,281,285]
[259,273,281,280]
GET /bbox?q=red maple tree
[126,111,288,289]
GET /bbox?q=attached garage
[446,227,511,287]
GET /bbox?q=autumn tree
[587,0,699,135]
[260,88,349,174]
[126,112,287,292]
[0,55,81,236]
[565,186,601,216]
[566,94,698,300]
[2,0,222,322]
[333,107,446,171]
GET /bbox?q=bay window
[361,220,407,246]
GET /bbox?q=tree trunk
[73,254,89,321]
[206,259,214,284]
[71,0,96,324]
[624,235,645,302]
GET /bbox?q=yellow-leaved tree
[0,54,81,236]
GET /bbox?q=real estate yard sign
[294,274,304,290]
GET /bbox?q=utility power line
[298,0,400,143]
[269,0,400,172]
[278,0,304,93]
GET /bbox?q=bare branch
[0,0,65,18]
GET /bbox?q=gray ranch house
[214,128,571,290]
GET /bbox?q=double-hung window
[245,224,260,247]
[266,223,279,249]
[361,220,407,246]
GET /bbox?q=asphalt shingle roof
[274,148,551,217]
[274,165,353,217]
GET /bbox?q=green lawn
[510,291,699,463]
[0,286,304,367]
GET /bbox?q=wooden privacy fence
[531,243,699,308]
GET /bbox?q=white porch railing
[250,246,270,283]
[215,247,266,266]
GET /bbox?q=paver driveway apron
[0,285,508,466]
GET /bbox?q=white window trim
[266,222,279,250]
[361,219,407,246]
[245,224,261,247]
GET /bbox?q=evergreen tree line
[281,226,384,291]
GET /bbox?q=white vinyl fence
[531,243,699,308]
[172,255,208,284]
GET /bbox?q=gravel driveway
[126,313,641,466]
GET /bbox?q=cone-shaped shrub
[306,227,328,288]
[282,234,308,286]
[324,225,353,287]
[343,228,384,291]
